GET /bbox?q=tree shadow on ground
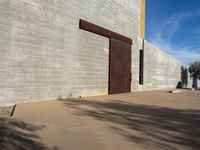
[0,118,58,150]
[62,99,200,150]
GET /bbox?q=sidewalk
[1,90,200,150]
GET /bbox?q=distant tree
[188,61,200,89]
[188,61,200,80]
[181,66,188,88]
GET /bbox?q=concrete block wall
[187,77,200,89]
[132,40,187,91]
[0,0,141,105]
[142,41,200,90]
[1,0,194,106]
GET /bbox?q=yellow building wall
[140,0,146,39]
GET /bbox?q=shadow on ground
[62,99,200,150]
[0,118,58,150]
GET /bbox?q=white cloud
[163,10,200,40]
[148,9,200,65]
[166,48,200,64]
[150,34,200,65]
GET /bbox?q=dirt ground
[0,106,15,117]
[0,90,200,150]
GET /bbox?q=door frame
[79,19,132,94]
[79,19,132,44]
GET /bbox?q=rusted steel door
[109,38,132,94]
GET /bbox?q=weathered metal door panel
[109,38,131,94]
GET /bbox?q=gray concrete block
[0,0,191,106]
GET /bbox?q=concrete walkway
[1,90,200,150]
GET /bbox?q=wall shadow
[0,118,58,150]
[62,99,200,150]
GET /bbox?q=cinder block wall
[144,41,183,90]
[0,0,194,106]
[0,0,141,105]
[132,40,193,91]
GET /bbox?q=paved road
[1,90,200,150]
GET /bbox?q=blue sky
[146,0,200,65]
